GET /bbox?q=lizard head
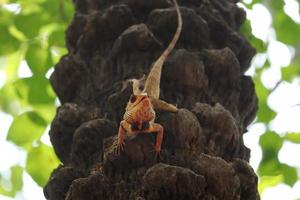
[129,75,146,96]
[125,93,151,111]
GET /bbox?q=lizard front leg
[117,120,131,154]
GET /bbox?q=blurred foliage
[26,143,60,186]
[0,0,300,198]
[0,165,23,197]
[241,0,300,195]
[0,0,74,197]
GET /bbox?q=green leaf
[0,25,20,56]
[0,165,23,197]
[259,132,298,187]
[17,0,46,15]
[258,175,283,193]
[26,143,60,186]
[7,111,47,148]
[10,165,23,195]
[258,132,283,176]
[260,131,283,153]
[64,0,75,23]
[0,7,14,25]
[257,100,276,123]
[273,9,300,45]
[241,0,262,9]
[0,82,21,115]
[284,133,300,143]
[270,0,285,10]
[0,182,10,197]
[279,164,298,187]
[13,76,56,105]
[240,20,266,53]
[48,28,65,47]
[254,79,276,122]
[14,12,47,39]
[281,59,300,81]
[50,46,68,64]
[40,0,62,22]
[41,0,74,24]
[3,51,22,82]
[25,43,53,75]
[249,36,265,53]
[258,158,281,177]
[34,105,56,123]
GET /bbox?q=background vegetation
[0,0,299,199]
[0,0,73,197]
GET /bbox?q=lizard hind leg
[150,98,178,113]
[144,122,164,156]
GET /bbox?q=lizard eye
[130,95,137,103]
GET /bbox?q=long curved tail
[143,0,183,99]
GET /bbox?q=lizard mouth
[140,96,147,102]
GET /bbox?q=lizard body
[117,0,182,155]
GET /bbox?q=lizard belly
[124,106,155,132]
[132,107,155,131]
[136,106,155,122]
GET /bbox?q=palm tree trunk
[44,0,259,199]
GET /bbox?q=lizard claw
[150,146,161,160]
[115,141,125,155]
[154,150,160,161]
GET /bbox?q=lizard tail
[143,0,183,99]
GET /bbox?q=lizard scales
[117,0,183,155]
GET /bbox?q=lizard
[116,0,183,155]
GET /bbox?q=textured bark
[44,0,260,199]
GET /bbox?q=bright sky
[1,0,300,199]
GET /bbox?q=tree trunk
[44,0,259,199]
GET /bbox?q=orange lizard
[117,0,183,155]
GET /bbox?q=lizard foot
[150,146,161,161]
[154,151,160,161]
[115,141,125,155]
